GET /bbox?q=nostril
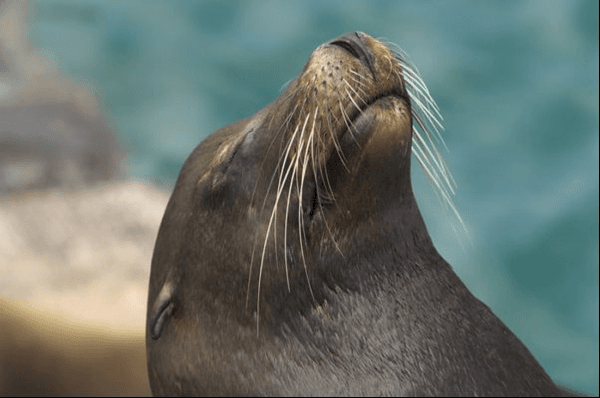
[330,39,361,60]
[329,32,375,78]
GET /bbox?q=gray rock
[0,180,168,395]
[0,0,123,195]
[0,180,169,330]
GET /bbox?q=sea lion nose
[329,32,375,77]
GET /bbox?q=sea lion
[146,32,574,396]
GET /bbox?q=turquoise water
[31,0,598,394]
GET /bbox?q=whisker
[296,111,318,303]
[338,95,361,150]
[413,114,456,194]
[254,115,310,334]
[388,46,467,236]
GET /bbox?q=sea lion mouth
[340,93,405,141]
[264,35,410,186]
[325,33,409,141]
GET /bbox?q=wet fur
[146,33,573,396]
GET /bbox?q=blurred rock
[0,2,165,395]
[0,180,169,330]
[0,295,151,396]
[0,0,123,195]
[0,180,168,395]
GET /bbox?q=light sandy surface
[0,181,169,395]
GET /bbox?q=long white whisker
[255,114,310,335]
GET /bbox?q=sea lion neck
[326,181,438,276]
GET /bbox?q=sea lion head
[147,32,458,394]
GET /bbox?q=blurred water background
[22,0,599,394]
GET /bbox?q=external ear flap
[149,281,178,340]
